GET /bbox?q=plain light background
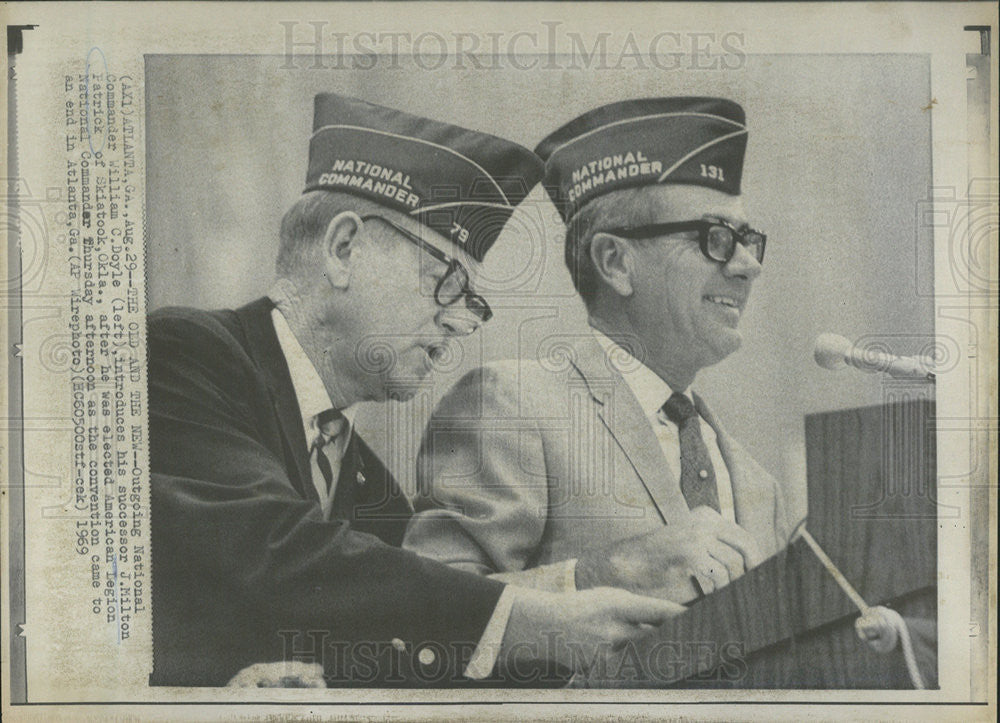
[145,54,936,520]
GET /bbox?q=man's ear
[320,211,364,289]
[589,232,635,298]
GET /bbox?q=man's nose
[436,305,482,336]
[722,242,763,281]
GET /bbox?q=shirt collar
[271,306,356,441]
[590,327,687,419]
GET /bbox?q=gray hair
[276,190,389,277]
[563,186,662,308]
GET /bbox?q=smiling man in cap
[404,97,794,604]
[147,93,682,688]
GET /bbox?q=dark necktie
[312,408,348,497]
[661,392,721,512]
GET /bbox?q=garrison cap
[305,93,544,262]
[534,97,747,222]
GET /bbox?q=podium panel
[580,399,937,689]
[804,397,937,619]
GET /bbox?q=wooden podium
[581,395,938,688]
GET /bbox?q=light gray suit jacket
[403,336,794,590]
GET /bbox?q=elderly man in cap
[404,97,795,603]
[148,93,682,688]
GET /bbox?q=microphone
[813,333,936,381]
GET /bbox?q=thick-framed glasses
[603,219,767,265]
[360,215,493,324]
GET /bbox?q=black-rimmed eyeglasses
[603,219,766,265]
[360,215,493,325]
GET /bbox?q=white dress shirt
[271,309,357,519]
[591,328,737,523]
[270,306,512,679]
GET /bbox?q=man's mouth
[705,294,742,311]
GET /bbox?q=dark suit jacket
[148,297,504,687]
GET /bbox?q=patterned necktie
[311,408,348,498]
[660,392,721,512]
